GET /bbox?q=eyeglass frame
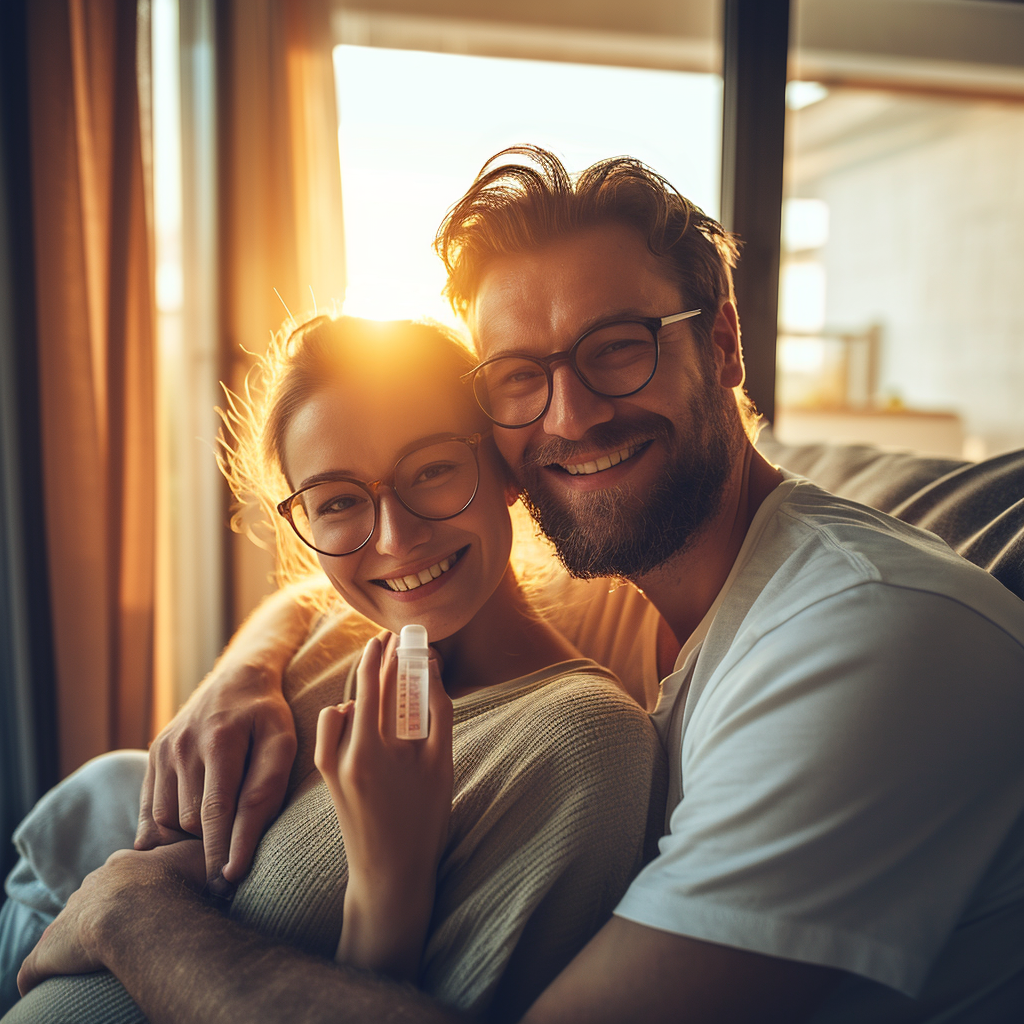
[461,309,703,429]
[276,433,486,558]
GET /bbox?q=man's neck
[637,442,783,658]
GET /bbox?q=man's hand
[135,585,318,890]
[18,842,207,998]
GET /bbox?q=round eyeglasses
[462,309,702,429]
[277,435,483,557]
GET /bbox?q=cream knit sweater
[6,613,665,1024]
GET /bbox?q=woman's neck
[434,568,580,699]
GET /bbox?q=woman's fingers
[426,657,453,757]
[380,633,401,742]
[315,703,350,777]
[352,636,385,746]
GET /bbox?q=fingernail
[206,873,234,900]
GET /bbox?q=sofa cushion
[758,436,1024,602]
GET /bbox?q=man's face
[468,221,742,580]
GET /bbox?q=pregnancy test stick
[396,624,429,739]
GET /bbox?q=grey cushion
[757,436,1024,602]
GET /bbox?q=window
[331,12,722,325]
[778,0,1024,459]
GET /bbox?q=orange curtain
[219,0,346,626]
[26,0,157,776]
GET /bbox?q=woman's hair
[219,314,485,599]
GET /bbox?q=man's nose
[541,363,616,440]
[374,488,432,557]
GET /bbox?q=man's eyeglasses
[277,435,484,557]
[462,309,702,429]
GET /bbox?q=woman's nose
[373,487,433,557]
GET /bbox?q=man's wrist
[88,854,208,970]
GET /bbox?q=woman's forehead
[282,381,477,481]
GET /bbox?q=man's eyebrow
[293,433,465,491]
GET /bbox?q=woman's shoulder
[459,659,661,770]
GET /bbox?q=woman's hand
[314,633,454,981]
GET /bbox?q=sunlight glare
[333,46,722,326]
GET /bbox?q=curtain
[4,0,344,788]
[218,0,346,626]
[0,0,61,883]
[25,0,158,777]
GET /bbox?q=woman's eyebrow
[294,468,361,491]
[295,433,467,491]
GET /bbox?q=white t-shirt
[615,474,1024,1021]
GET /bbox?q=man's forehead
[467,228,688,358]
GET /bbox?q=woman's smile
[371,544,470,594]
[282,382,513,642]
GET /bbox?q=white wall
[796,94,1024,457]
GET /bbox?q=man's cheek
[493,428,527,475]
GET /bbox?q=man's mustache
[519,415,675,470]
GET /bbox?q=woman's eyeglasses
[277,435,484,557]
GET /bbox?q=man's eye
[497,364,544,389]
[592,337,647,359]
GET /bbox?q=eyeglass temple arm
[659,309,702,327]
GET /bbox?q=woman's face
[281,376,515,643]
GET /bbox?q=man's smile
[557,442,649,476]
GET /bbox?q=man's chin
[519,435,736,580]
[520,483,713,581]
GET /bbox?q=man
[17,146,1024,1022]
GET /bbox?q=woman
[5,315,664,1023]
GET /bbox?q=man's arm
[135,580,326,889]
[18,847,841,1024]
[18,846,466,1024]
[522,917,841,1024]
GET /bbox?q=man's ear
[711,301,744,388]
[505,478,521,507]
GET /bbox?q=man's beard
[516,382,741,580]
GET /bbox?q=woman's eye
[412,461,457,486]
[314,493,365,518]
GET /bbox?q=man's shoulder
[741,477,1023,636]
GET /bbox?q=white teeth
[563,444,638,476]
[383,553,459,592]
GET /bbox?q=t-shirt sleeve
[614,583,1024,995]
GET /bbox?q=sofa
[757,435,1024,603]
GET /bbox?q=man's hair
[435,146,759,436]
[436,145,740,341]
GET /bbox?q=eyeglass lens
[287,439,479,556]
[473,321,658,427]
